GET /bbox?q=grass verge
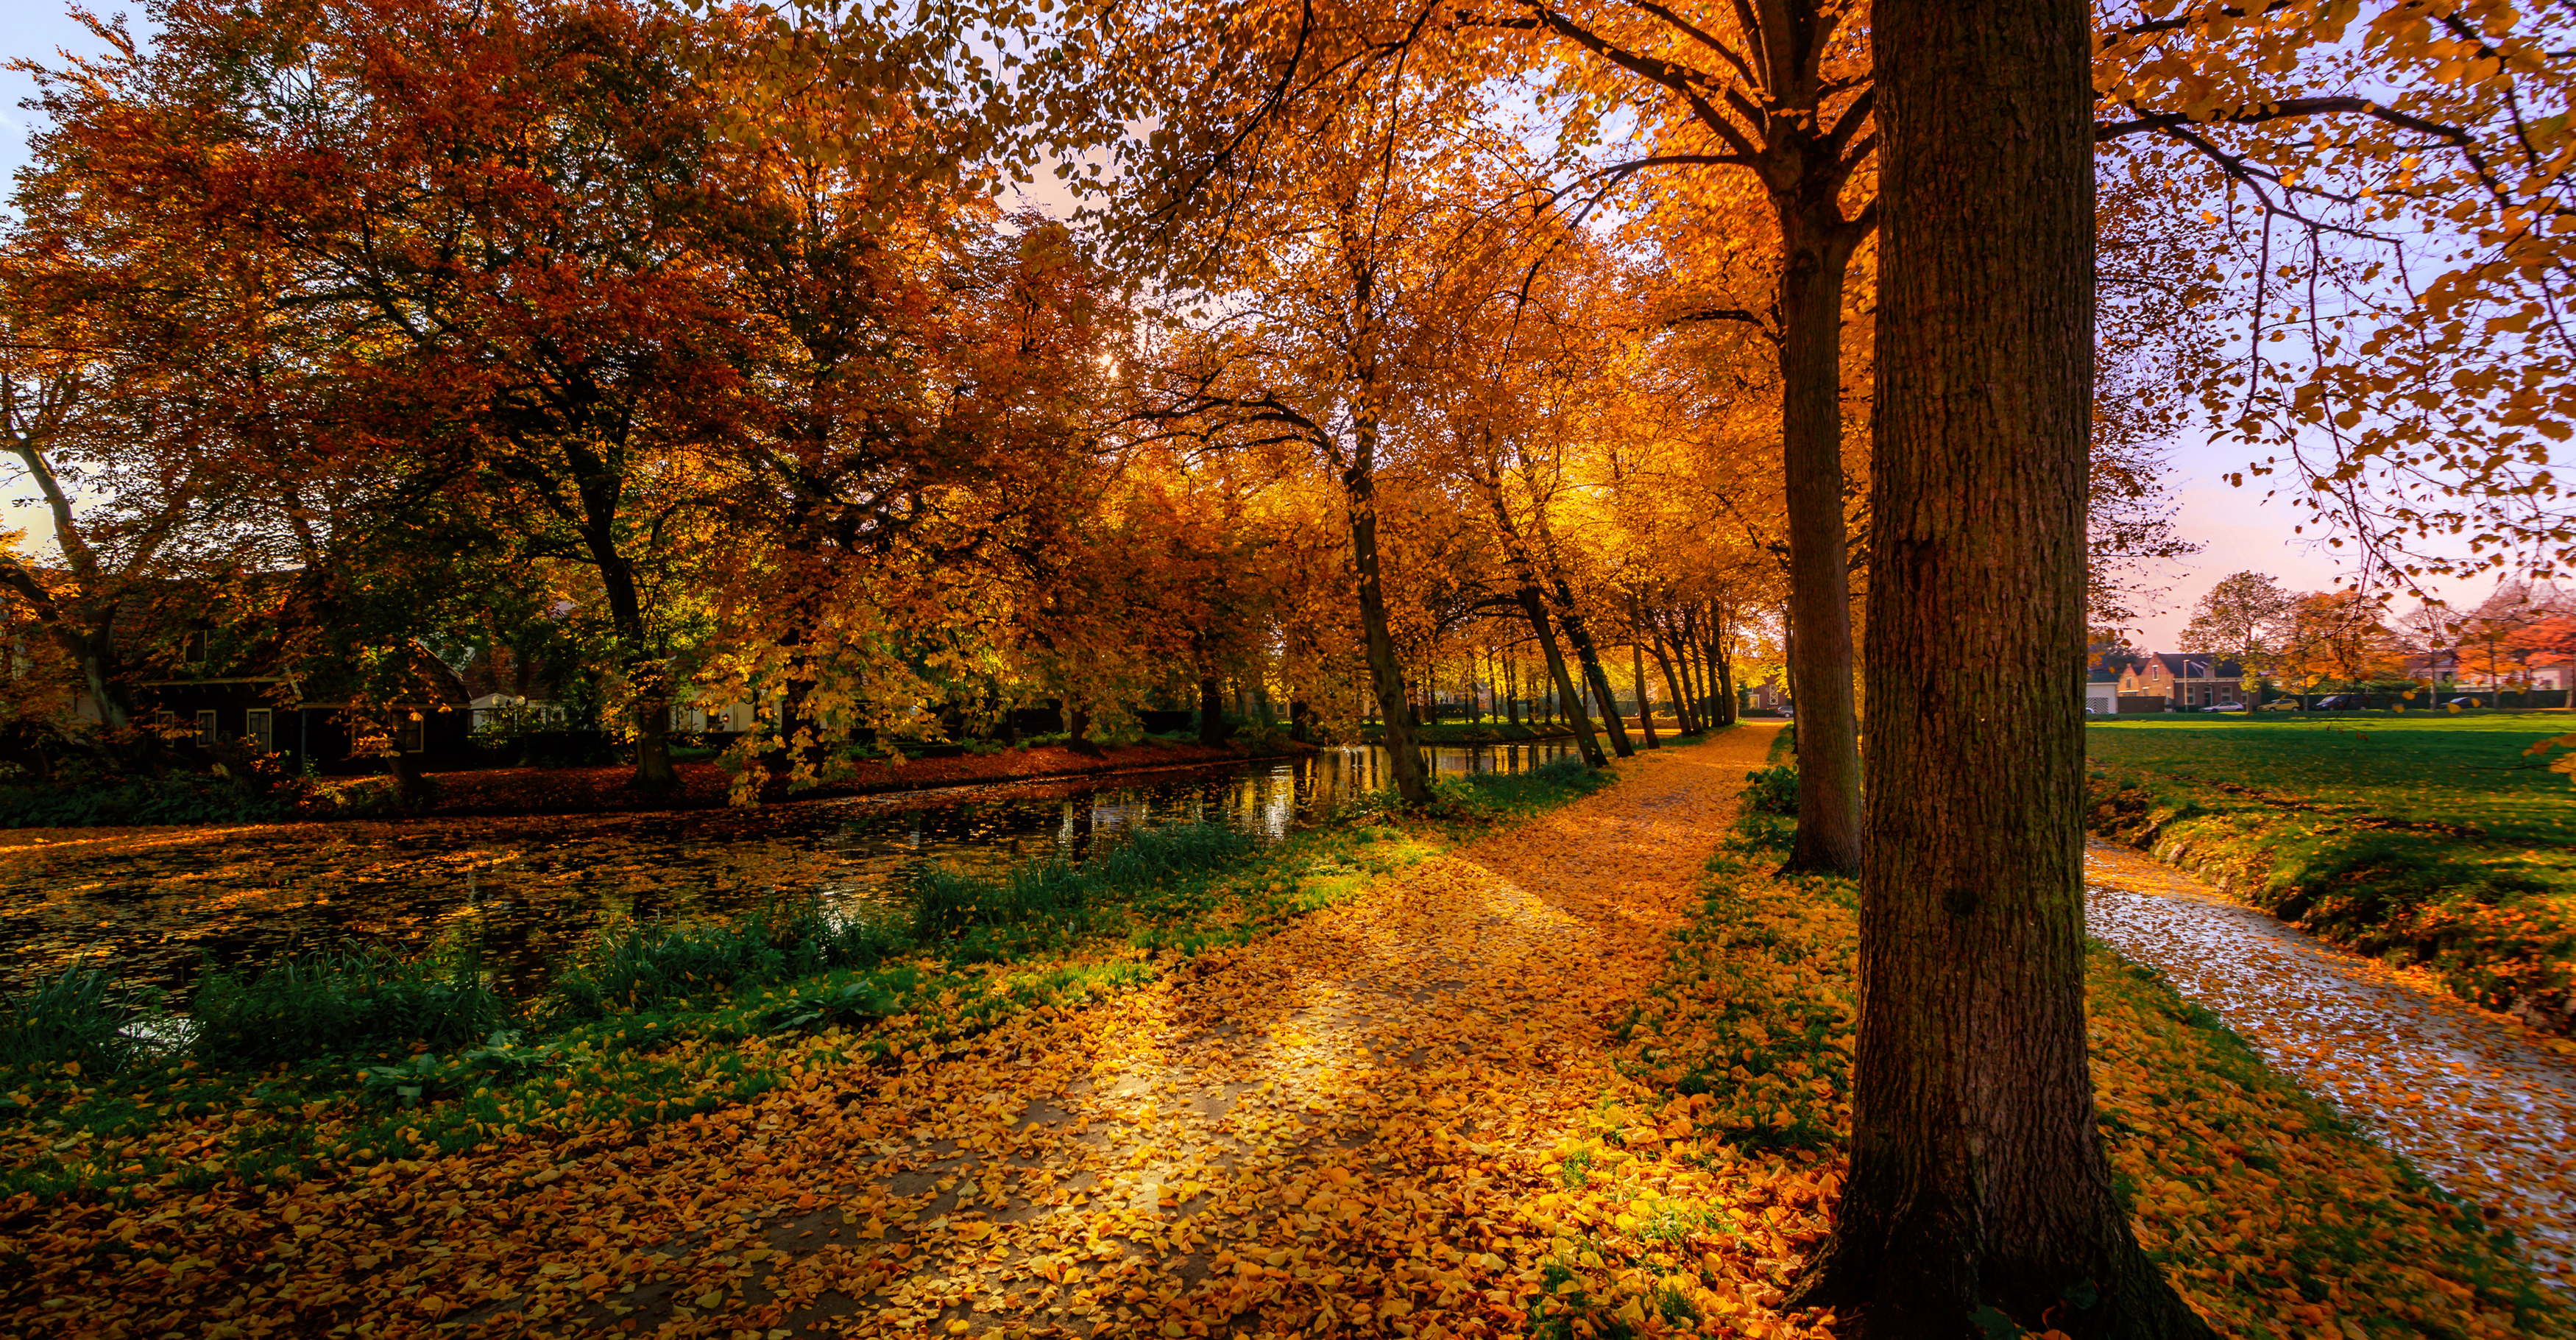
[1511,810,2565,1340]
[0,751,1629,1207]
[2084,719,2576,1032]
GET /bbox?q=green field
[2084,715,2576,847]
[2083,715,2576,1026]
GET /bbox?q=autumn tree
[0,305,230,741]
[1098,20,1540,804]
[2177,571,2295,685]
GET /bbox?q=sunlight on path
[2084,843,2576,1294]
[402,729,1783,1339]
[730,733,1776,1337]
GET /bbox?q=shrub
[0,772,299,828]
[0,963,164,1076]
[1741,764,1799,815]
[191,944,509,1068]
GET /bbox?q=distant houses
[2085,650,2246,714]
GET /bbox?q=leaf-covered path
[679,733,1777,1339]
[7,732,1795,1340]
[2084,842,2576,1294]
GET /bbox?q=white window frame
[244,708,272,752]
[195,709,219,747]
[397,713,426,753]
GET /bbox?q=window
[397,713,425,752]
[195,709,218,747]
[244,709,272,752]
[184,630,208,664]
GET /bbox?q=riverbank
[0,755,1616,1197]
[385,738,1325,820]
[2082,717,2576,1034]
[2085,839,2576,1295]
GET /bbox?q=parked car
[2206,702,2249,713]
[2310,694,2359,710]
[2444,696,2490,708]
[2257,700,2303,711]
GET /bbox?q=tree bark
[588,532,676,791]
[1630,637,1658,747]
[1790,2,2215,1334]
[1345,401,1430,805]
[1517,587,1602,767]
[1555,600,1635,758]
[1774,200,1864,872]
[1197,672,1228,746]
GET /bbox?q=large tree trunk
[1197,672,1228,746]
[1555,602,1635,758]
[592,543,677,791]
[1630,635,1659,748]
[74,616,131,731]
[1517,587,1604,768]
[1773,202,1864,872]
[1647,631,1692,734]
[1345,411,1430,805]
[1791,3,2214,1334]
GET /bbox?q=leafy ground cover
[0,736,1688,1340]
[2084,716,2576,1032]
[1546,807,2567,1340]
[0,759,1609,1201]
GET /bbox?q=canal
[0,741,1579,998]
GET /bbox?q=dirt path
[2084,842,2576,1294]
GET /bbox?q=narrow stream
[0,742,1577,999]
[2085,840,2576,1293]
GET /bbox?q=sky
[0,0,2528,649]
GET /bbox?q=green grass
[2084,716,2576,1023]
[2085,714,2576,845]
[1577,812,2572,1339]
[0,759,1621,1203]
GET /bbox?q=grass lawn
[2083,715,2576,1029]
[2084,714,2576,846]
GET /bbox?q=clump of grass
[551,898,908,1018]
[1333,755,1613,829]
[0,963,165,1076]
[910,822,1256,951]
[191,942,508,1067]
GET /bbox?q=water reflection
[0,741,1575,998]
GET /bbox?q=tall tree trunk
[1656,616,1702,733]
[1630,635,1659,748]
[1651,632,1696,735]
[593,551,676,791]
[1197,672,1228,746]
[1345,401,1430,805]
[1518,587,1604,768]
[1556,604,1635,758]
[1791,2,2215,1333]
[1773,206,1863,870]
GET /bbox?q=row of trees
[2182,572,2576,695]
[0,0,1801,791]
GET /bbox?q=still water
[0,742,1576,998]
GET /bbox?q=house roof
[2148,652,2243,679]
